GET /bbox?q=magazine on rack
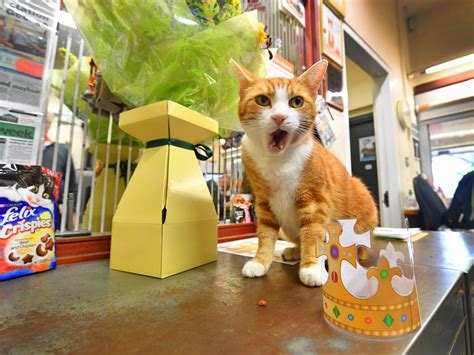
[230,194,255,223]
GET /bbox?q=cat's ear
[230,59,256,89]
[297,60,328,97]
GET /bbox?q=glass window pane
[430,116,474,198]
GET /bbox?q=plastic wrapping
[51,56,90,123]
[51,56,139,146]
[64,0,264,131]
[186,0,242,25]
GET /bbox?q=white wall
[346,58,373,117]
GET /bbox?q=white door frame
[343,24,402,227]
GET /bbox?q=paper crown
[317,220,421,337]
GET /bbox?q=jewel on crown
[317,219,421,337]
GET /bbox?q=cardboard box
[110,101,218,278]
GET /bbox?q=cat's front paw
[299,263,323,287]
[242,260,269,278]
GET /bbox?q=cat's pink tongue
[269,129,289,151]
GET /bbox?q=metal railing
[39,2,304,235]
[45,27,247,233]
[258,0,306,74]
[201,134,246,224]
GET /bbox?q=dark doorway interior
[349,113,380,215]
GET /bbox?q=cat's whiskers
[294,122,313,136]
[241,121,267,133]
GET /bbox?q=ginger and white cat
[0,184,54,213]
[231,59,378,287]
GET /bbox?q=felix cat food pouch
[0,164,59,281]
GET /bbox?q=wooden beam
[218,223,256,239]
[56,234,111,265]
[414,70,474,95]
[55,223,256,265]
[304,0,322,68]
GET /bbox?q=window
[429,116,474,198]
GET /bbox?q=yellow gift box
[110,101,218,278]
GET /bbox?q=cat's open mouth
[269,129,289,151]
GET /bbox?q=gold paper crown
[317,220,421,337]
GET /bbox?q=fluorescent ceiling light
[430,128,474,140]
[425,53,474,74]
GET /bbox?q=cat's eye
[255,95,271,107]
[289,96,304,108]
[43,192,50,199]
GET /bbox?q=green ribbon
[146,138,213,161]
[107,162,138,186]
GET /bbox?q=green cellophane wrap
[51,57,140,146]
[64,0,264,132]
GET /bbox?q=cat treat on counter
[0,165,59,281]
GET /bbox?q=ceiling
[399,0,447,17]
[400,0,474,73]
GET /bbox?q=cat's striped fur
[231,59,378,286]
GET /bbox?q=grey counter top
[372,231,474,273]
[0,252,464,354]
[410,231,473,273]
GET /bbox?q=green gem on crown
[380,270,389,279]
[333,306,340,318]
[383,314,394,327]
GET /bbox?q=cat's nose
[272,114,287,126]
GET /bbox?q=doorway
[344,25,402,227]
[346,55,380,218]
[349,114,380,211]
